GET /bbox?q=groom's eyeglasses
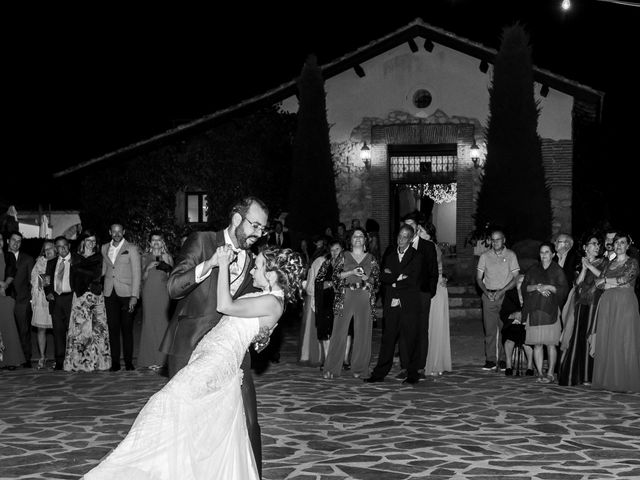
[242,215,268,236]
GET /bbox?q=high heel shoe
[37,358,46,370]
[322,371,334,379]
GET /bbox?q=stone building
[55,19,603,281]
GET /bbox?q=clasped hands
[213,245,238,269]
[535,283,552,297]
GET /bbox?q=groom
[160,196,269,477]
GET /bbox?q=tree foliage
[79,106,295,252]
[475,24,552,243]
[287,54,339,236]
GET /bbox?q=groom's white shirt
[194,228,247,286]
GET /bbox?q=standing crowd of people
[476,227,640,393]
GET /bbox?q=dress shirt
[195,228,247,286]
[56,253,72,294]
[108,239,124,264]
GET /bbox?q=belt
[347,282,367,290]
[486,289,500,293]
[56,291,73,297]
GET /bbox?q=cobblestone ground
[1,316,639,480]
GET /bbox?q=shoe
[505,368,513,376]
[482,361,496,370]
[353,373,361,379]
[109,365,121,372]
[525,369,534,376]
[395,369,408,380]
[125,364,135,371]
[322,371,334,379]
[418,372,427,379]
[499,360,507,371]
[7,366,16,371]
[21,361,32,369]
[403,375,419,385]
[53,363,63,371]
[342,363,351,371]
[37,358,46,370]
[364,376,384,383]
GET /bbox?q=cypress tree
[287,54,339,236]
[475,24,552,243]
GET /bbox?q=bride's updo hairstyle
[261,247,305,304]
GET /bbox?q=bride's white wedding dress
[84,291,277,480]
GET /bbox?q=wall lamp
[470,142,482,168]
[360,142,371,170]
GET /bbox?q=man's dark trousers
[105,293,135,368]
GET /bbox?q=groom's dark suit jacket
[160,229,257,358]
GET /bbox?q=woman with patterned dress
[592,233,640,393]
[522,241,569,384]
[84,247,304,480]
[63,231,111,372]
[138,232,173,370]
[314,239,343,365]
[30,240,57,369]
[422,224,452,376]
[323,227,380,379]
[0,234,25,369]
[558,234,604,386]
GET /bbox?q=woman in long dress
[422,224,452,376]
[558,235,604,386]
[64,231,111,372]
[591,233,640,393]
[315,239,343,366]
[138,232,173,370]
[84,247,304,480]
[0,234,25,369]
[298,236,327,366]
[30,240,57,369]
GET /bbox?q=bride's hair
[261,247,305,304]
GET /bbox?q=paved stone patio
[1,316,639,479]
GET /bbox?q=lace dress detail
[84,291,280,480]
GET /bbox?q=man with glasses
[44,236,82,370]
[160,195,268,478]
[476,229,520,371]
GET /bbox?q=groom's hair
[228,196,269,222]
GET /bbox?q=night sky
[4,1,639,235]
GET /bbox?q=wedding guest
[522,242,568,383]
[314,239,343,365]
[500,274,534,376]
[30,240,56,369]
[0,233,25,369]
[298,235,327,366]
[64,230,111,372]
[138,231,173,371]
[553,233,581,301]
[592,233,640,393]
[558,234,604,386]
[336,223,347,244]
[44,236,83,370]
[423,224,452,376]
[5,231,34,368]
[323,227,379,379]
[102,223,141,372]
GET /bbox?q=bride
[84,246,304,480]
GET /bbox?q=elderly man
[476,229,520,371]
[553,233,579,288]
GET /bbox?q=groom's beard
[234,225,259,249]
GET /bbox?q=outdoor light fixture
[561,0,571,11]
[360,142,371,170]
[470,142,481,168]
[423,39,434,52]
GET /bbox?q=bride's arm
[216,246,283,319]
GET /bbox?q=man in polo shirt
[476,229,520,371]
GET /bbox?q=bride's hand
[216,245,235,267]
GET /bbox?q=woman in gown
[30,240,57,369]
[138,232,173,370]
[0,234,25,369]
[323,227,380,379]
[64,231,111,372]
[298,236,327,366]
[592,233,640,393]
[422,224,452,376]
[558,234,604,386]
[522,242,569,384]
[84,246,304,480]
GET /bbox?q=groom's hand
[202,250,220,276]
